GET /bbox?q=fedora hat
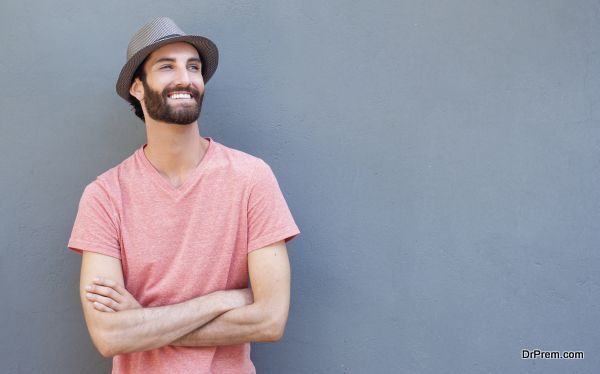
[116,17,218,101]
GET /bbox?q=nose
[173,64,192,86]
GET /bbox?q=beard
[142,80,204,125]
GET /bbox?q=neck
[142,118,209,179]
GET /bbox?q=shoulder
[99,148,139,180]
[211,140,271,180]
[83,148,139,202]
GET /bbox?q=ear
[129,78,144,101]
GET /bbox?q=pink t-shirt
[67,136,300,374]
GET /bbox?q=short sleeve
[67,181,121,259]
[247,160,300,252]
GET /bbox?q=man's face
[135,42,205,125]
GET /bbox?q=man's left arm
[171,239,291,346]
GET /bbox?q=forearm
[97,291,231,356]
[170,303,277,347]
[171,241,292,347]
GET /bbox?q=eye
[160,65,173,70]
[188,65,201,71]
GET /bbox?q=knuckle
[110,290,121,301]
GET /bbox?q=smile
[167,92,192,99]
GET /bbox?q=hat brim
[116,35,218,100]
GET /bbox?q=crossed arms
[78,240,291,357]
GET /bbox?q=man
[67,17,300,373]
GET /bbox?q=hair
[127,59,148,122]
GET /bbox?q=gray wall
[1,0,599,373]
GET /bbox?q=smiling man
[67,17,300,374]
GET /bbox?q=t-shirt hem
[247,227,300,253]
[67,239,121,260]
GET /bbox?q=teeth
[169,93,192,99]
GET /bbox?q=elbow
[262,316,288,342]
[267,327,285,342]
[92,331,120,358]
[97,333,127,358]
[253,301,289,342]
[98,344,115,358]
[90,322,122,358]
[90,332,116,358]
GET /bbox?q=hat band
[155,33,182,42]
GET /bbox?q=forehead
[146,42,200,64]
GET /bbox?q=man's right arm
[79,251,250,357]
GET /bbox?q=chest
[115,185,250,305]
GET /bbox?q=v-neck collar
[137,136,215,199]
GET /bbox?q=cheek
[197,84,206,96]
[194,78,205,90]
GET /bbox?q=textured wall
[1,0,599,372]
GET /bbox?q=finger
[86,293,121,311]
[93,301,115,313]
[86,284,124,304]
[92,277,133,300]
[93,277,124,296]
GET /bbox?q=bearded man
[67,17,300,374]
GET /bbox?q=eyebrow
[152,57,202,66]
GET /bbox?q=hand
[85,277,142,313]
